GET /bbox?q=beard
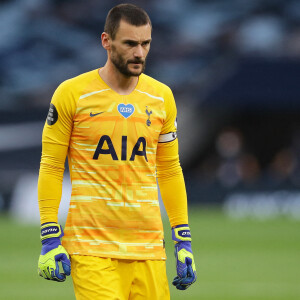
[110,45,146,77]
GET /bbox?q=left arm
[156,88,197,290]
[156,139,188,226]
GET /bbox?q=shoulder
[51,70,98,113]
[55,69,99,94]
[139,74,173,99]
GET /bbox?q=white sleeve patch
[158,132,177,143]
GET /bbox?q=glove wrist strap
[40,223,63,241]
[172,224,192,242]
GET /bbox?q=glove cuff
[172,224,192,242]
[40,222,63,241]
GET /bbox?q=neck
[99,61,139,95]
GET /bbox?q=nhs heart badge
[118,104,135,119]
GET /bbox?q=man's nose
[134,44,143,58]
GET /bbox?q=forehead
[115,19,152,41]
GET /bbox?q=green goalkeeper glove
[38,223,71,282]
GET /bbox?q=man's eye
[142,41,150,46]
[126,41,137,46]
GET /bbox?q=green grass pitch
[0,207,299,300]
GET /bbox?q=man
[38,3,196,299]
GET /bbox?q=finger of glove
[53,261,66,282]
[173,267,196,287]
[47,265,62,281]
[173,278,191,288]
[176,263,188,278]
[179,276,195,286]
[174,265,189,284]
[38,267,50,280]
[62,261,71,275]
[179,267,196,285]
[39,259,64,282]
[186,256,193,266]
[55,253,71,276]
[187,265,196,282]
[175,283,189,290]
[173,274,194,287]
[39,256,56,278]
[180,266,188,278]
[172,276,181,286]
[186,257,196,272]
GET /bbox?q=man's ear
[101,32,111,50]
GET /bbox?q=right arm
[37,81,76,282]
[38,81,76,224]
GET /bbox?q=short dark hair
[104,4,152,40]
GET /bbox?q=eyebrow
[123,39,152,44]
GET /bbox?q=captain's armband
[158,132,177,143]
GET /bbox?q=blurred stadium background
[0,0,300,299]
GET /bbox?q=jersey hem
[66,250,167,261]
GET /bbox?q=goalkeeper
[38,3,196,299]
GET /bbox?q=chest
[71,91,165,152]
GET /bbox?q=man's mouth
[128,61,143,65]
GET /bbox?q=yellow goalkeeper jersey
[39,69,186,260]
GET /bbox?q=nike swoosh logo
[90,112,104,117]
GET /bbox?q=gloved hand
[38,223,71,282]
[172,224,196,290]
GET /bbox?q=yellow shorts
[71,255,170,300]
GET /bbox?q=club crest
[145,106,152,126]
